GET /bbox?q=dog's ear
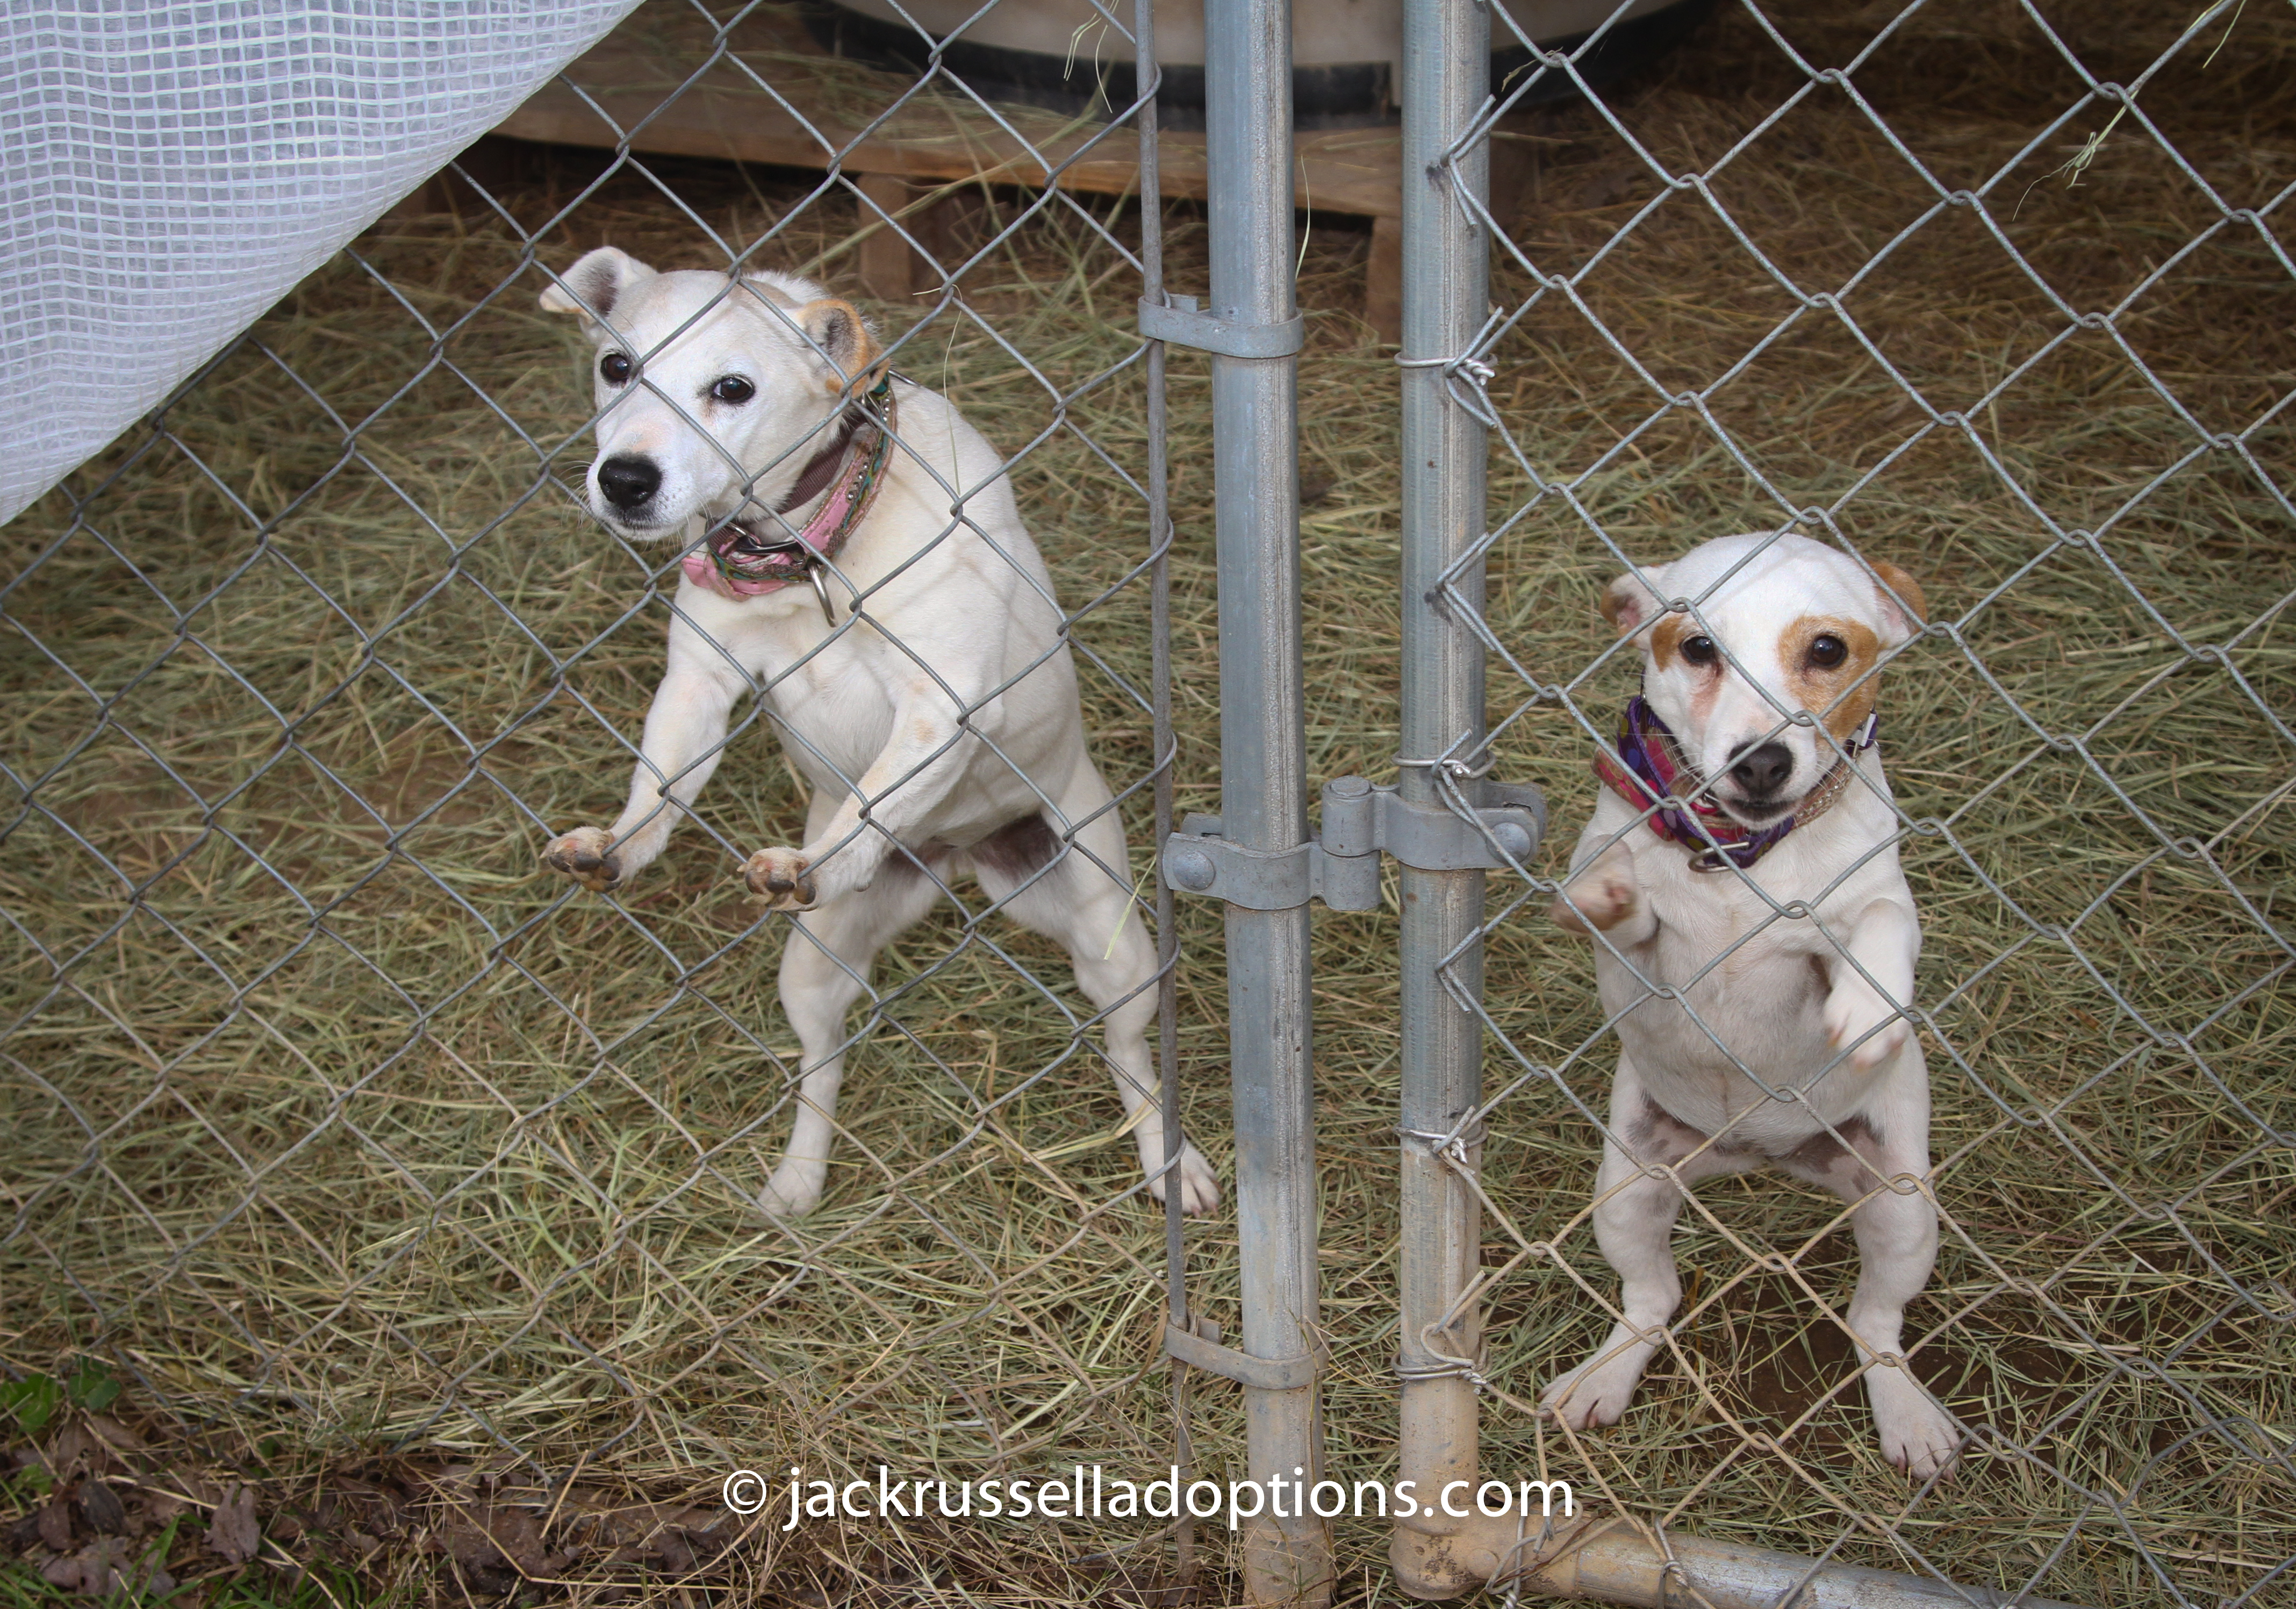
[795,298,886,392]
[1869,559,1928,645]
[1599,568,1667,636]
[539,247,655,325]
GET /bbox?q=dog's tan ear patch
[1870,559,1928,644]
[540,246,654,323]
[798,298,886,392]
[1600,569,1666,635]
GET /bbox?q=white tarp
[1,2,647,526]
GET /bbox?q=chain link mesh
[2,0,1222,1586]
[10,0,2293,1600]
[1425,0,2294,1601]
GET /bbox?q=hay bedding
[2,0,2292,1601]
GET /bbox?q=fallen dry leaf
[206,1483,260,1565]
[84,1415,146,1455]
[38,1496,75,1553]
[74,1537,130,1598]
[79,1477,126,1535]
[44,1425,97,1475]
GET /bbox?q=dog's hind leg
[967,804,1220,1216]
[1542,1055,1755,1429]
[761,852,944,1218]
[1787,1069,1963,1479]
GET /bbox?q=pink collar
[681,381,897,620]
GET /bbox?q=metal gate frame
[1158,0,2210,1604]
[1143,0,1330,1592]
[1381,0,2101,1601]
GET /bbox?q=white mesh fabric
[0,1,647,526]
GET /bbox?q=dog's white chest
[1593,805,1912,1146]
[759,623,898,778]
[1599,890,1831,1134]
[701,602,906,792]
[676,565,1075,851]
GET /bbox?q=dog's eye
[710,375,756,405]
[1807,634,1848,669]
[1680,635,1719,666]
[599,352,633,385]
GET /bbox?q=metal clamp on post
[1161,814,1314,909]
[1138,294,1305,360]
[1165,1315,1319,1391]
[1358,778,1547,873]
[1160,778,1547,911]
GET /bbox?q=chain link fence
[2,0,1245,1591]
[6,0,2293,1604]
[1409,0,2295,1602]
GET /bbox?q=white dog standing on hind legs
[534,245,1219,1222]
[1543,533,1965,1479]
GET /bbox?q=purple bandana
[1592,694,1878,871]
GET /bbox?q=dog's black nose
[596,455,662,512]
[1728,742,1794,796]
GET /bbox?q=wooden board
[481,3,1431,334]
[493,4,1407,220]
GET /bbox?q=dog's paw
[758,1161,828,1219]
[1147,1140,1221,1217]
[742,847,817,910]
[1868,1363,1963,1480]
[1550,857,1638,936]
[543,827,623,894]
[1539,1347,1648,1431]
[1824,976,1910,1069]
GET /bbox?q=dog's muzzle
[1594,696,1879,872]
[595,454,662,513]
[1724,742,1795,811]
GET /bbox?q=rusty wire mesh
[1408,0,2296,1602]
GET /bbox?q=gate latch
[1160,776,1546,911]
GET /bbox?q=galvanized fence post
[1196,0,1329,1593]
[1132,0,1206,1587]
[1388,0,1503,1594]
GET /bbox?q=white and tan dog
[1545,533,1962,1478]
[536,246,1218,1220]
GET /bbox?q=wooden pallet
[485,3,1418,336]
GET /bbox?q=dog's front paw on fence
[742,847,817,910]
[1549,850,1639,935]
[1823,980,1910,1071]
[543,828,623,893]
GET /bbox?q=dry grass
[4,0,2293,1602]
